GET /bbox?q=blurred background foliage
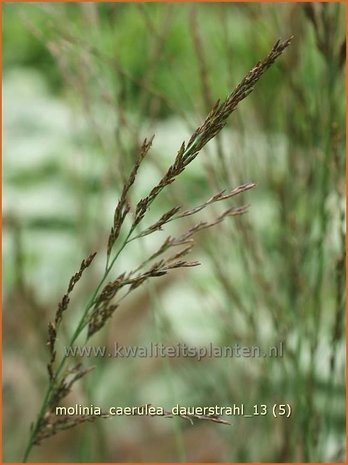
[3,2,345,462]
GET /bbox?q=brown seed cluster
[87,183,255,339]
[133,181,256,241]
[127,38,293,238]
[47,252,97,381]
[30,37,292,452]
[107,137,154,258]
[185,37,293,155]
[35,363,102,445]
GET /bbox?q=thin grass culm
[22,37,292,462]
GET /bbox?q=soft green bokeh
[3,3,345,463]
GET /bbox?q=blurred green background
[3,2,345,462]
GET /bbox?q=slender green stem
[22,231,132,462]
